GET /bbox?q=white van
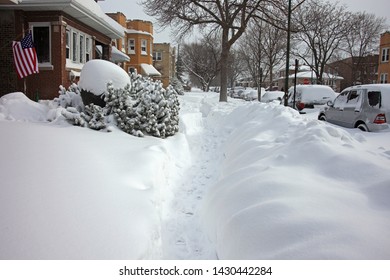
[318,84,390,132]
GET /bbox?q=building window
[128,39,135,54]
[380,73,388,83]
[79,34,84,64]
[86,37,90,62]
[65,27,92,68]
[141,39,147,55]
[153,51,162,61]
[382,48,389,62]
[128,66,137,74]
[72,31,77,62]
[66,29,70,59]
[31,23,51,64]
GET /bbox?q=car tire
[357,123,369,132]
[318,114,327,121]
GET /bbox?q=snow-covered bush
[105,74,180,138]
[55,83,84,112]
[57,73,180,138]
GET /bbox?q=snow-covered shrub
[105,74,180,138]
[57,73,180,138]
[55,83,84,112]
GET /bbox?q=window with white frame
[72,31,77,62]
[30,23,51,65]
[153,51,162,61]
[79,34,84,64]
[141,39,147,55]
[380,73,388,83]
[66,30,70,59]
[86,37,91,62]
[66,27,92,67]
[128,39,135,54]
[382,48,389,62]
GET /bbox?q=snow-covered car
[228,87,245,98]
[318,84,390,132]
[241,88,266,101]
[287,85,337,111]
[261,91,285,103]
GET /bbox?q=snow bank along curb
[201,99,390,259]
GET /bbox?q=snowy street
[1,90,390,259]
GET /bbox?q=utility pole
[283,0,292,106]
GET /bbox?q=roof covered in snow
[0,0,124,39]
[279,70,344,80]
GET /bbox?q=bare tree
[261,21,287,88]
[238,21,267,100]
[141,0,285,102]
[239,20,287,93]
[227,48,245,88]
[292,0,351,84]
[338,12,387,84]
[181,34,220,92]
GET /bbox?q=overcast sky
[99,0,389,44]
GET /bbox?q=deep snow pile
[200,99,390,259]
[1,90,390,260]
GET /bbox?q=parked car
[228,87,245,98]
[318,84,390,132]
[241,88,266,101]
[288,85,337,111]
[261,91,285,103]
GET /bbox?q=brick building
[277,65,343,92]
[153,43,176,88]
[0,0,124,100]
[378,31,390,84]
[107,12,160,79]
[326,55,379,91]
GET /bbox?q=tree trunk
[219,30,230,102]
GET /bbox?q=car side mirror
[327,100,334,107]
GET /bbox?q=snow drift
[1,91,390,260]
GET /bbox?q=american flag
[12,32,39,79]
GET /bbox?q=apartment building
[107,12,160,78]
[378,31,390,84]
[152,43,176,88]
[0,0,124,100]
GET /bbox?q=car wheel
[357,123,369,132]
[318,114,327,121]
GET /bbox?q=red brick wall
[0,10,19,98]
[0,10,112,100]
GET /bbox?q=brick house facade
[107,13,163,81]
[153,43,176,88]
[0,0,123,100]
[326,55,379,91]
[378,31,390,84]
